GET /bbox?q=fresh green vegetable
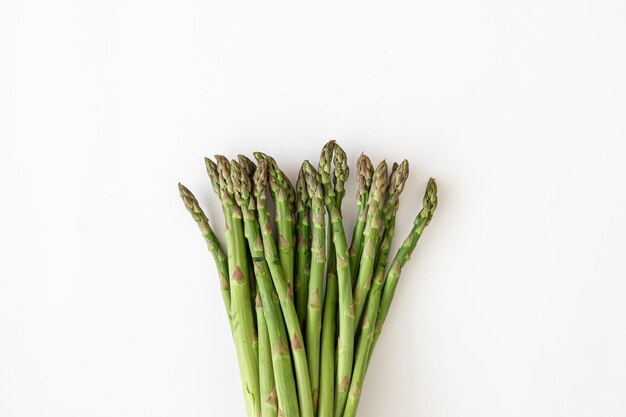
[255,160,315,417]
[254,153,296,288]
[216,155,261,417]
[303,161,325,415]
[348,154,373,287]
[352,161,388,331]
[234,160,300,417]
[256,291,278,417]
[368,178,438,364]
[295,165,312,331]
[315,141,355,417]
[179,144,438,417]
[342,160,410,417]
[178,183,230,327]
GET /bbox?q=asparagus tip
[296,163,309,208]
[333,143,349,187]
[254,159,269,196]
[420,178,438,225]
[178,182,205,222]
[356,153,374,195]
[370,161,390,201]
[319,141,335,189]
[389,160,410,194]
[253,151,269,163]
[237,154,256,177]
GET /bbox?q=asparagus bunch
[179,142,439,417]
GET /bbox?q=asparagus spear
[249,252,259,350]
[314,143,352,417]
[240,156,259,333]
[254,152,296,288]
[213,154,261,302]
[352,161,389,330]
[314,141,355,417]
[342,214,397,417]
[255,161,315,417]
[317,145,345,417]
[368,178,438,363]
[183,146,439,417]
[348,154,373,286]
[302,161,325,414]
[331,143,354,417]
[178,183,231,327]
[205,157,263,413]
[234,161,300,417]
[318,231,337,417]
[295,165,312,331]
[342,161,410,417]
[216,155,261,417]
[255,291,278,417]
[375,161,408,260]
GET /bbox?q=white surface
[2,0,626,416]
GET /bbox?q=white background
[2,0,625,416]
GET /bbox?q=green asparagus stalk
[240,156,259,335]
[216,155,260,417]
[205,157,261,412]
[295,165,312,331]
[256,291,278,417]
[238,152,260,308]
[183,146,439,417]
[178,183,231,327]
[352,161,389,330]
[348,154,373,287]
[342,161,410,417]
[254,152,296,288]
[342,213,397,417]
[381,161,408,238]
[317,143,351,417]
[331,143,353,417]
[315,141,355,417]
[327,145,352,417]
[302,161,326,414]
[207,155,257,334]
[368,178,438,363]
[205,157,240,308]
[234,161,300,417]
[255,161,315,417]
[249,252,258,348]
[318,232,337,417]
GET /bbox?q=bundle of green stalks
[179,141,438,417]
